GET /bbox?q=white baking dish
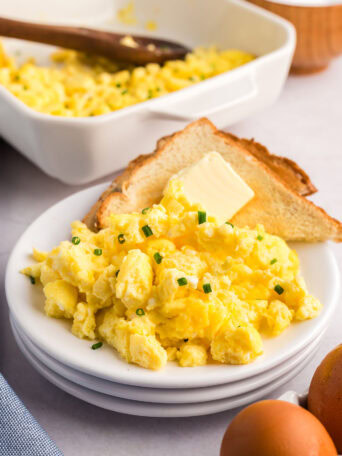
[0,0,295,184]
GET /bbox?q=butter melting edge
[175,151,254,224]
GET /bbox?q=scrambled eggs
[22,178,322,370]
[0,43,254,117]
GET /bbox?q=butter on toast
[83,118,341,242]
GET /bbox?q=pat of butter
[177,151,254,223]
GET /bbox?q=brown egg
[308,345,342,453]
[220,400,337,456]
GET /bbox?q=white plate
[5,183,340,389]
[0,0,295,184]
[11,312,326,404]
[12,321,318,418]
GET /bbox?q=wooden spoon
[0,16,190,65]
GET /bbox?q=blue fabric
[0,374,63,456]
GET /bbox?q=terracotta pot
[249,0,342,74]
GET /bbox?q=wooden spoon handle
[0,17,189,64]
[0,16,121,55]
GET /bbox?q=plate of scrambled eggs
[6,181,339,388]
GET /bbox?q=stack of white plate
[5,184,340,418]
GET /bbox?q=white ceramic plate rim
[12,321,318,418]
[5,182,340,388]
[11,312,326,404]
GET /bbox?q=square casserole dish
[0,0,295,185]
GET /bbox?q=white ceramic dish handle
[148,71,258,121]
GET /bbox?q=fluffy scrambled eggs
[22,179,322,370]
[0,43,254,117]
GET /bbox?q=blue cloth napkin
[0,374,63,456]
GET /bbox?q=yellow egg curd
[0,42,254,117]
[21,179,322,370]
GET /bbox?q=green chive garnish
[91,342,103,350]
[198,211,206,225]
[115,270,120,277]
[153,252,163,264]
[136,308,145,316]
[141,207,150,214]
[142,225,153,237]
[121,89,128,95]
[183,338,189,342]
[116,83,121,88]
[257,235,264,241]
[274,284,284,295]
[270,258,277,265]
[72,236,80,245]
[94,248,102,256]
[203,283,212,294]
[29,276,36,285]
[177,277,188,286]
[118,233,125,244]
[225,222,234,228]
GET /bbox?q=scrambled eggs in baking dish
[22,179,322,370]
[0,43,254,117]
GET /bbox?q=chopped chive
[94,248,102,256]
[118,233,125,244]
[72,236,80,245]
[203,283,212,294]
[177,277,188,286]
[142,225,153,237]
[136,308,145,316]
[116,82,121,88]
[225,222,234,228]
[29,275,36,285]
[153,252,163,264]
[121,89,128,95]
[198,211,206,225]
[91,342,103,350]
[270,258,277,265]
[141,207,150,214]
[257,235,264,241]
[274,284,284,295]
[183,338,189,342]
[148,89,153,99]
[115,269,120,277]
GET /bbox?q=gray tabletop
[1,58,342,456]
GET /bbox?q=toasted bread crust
[83,118,342,242]
[156,132,317,198]
[83,121,316,229]
[222,133,317,197]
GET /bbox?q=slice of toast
[83,118,342,242]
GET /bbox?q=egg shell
[308,344,342,453]
[220,400,337,456]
